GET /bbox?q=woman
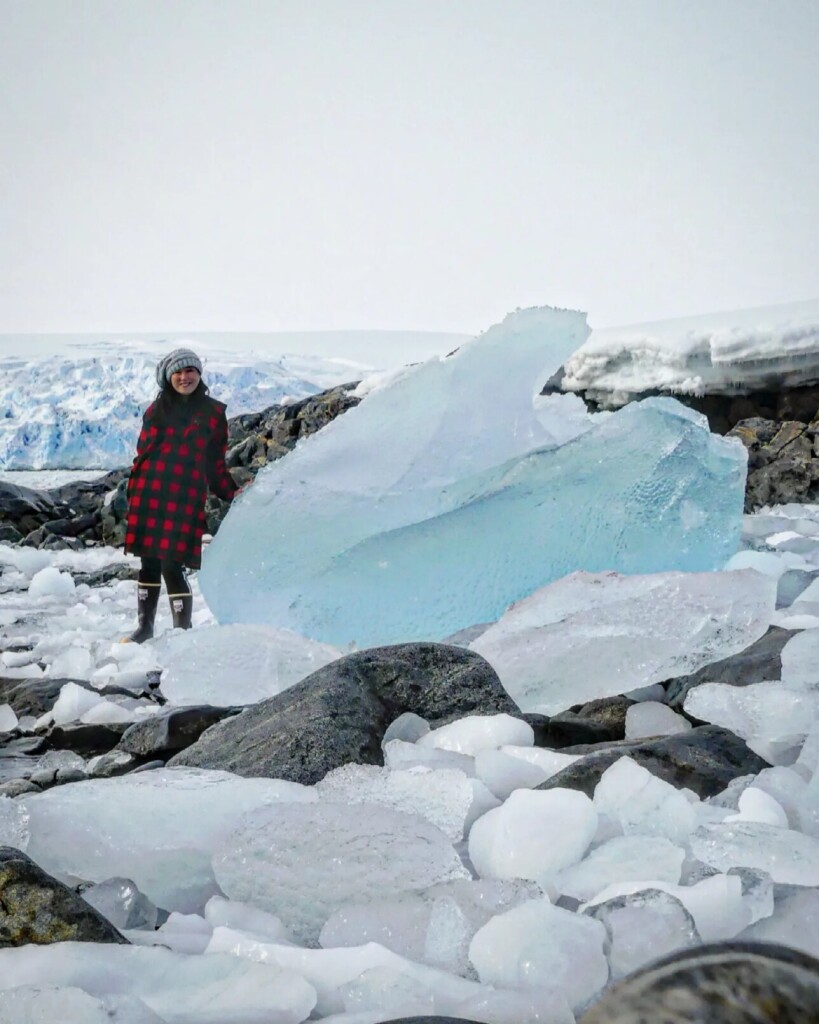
[121,347,237,643]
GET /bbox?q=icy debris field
[201,307,747,647]
[1,501,819,1020]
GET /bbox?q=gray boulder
[118,705,241,759]
[170,643,518,783]
[580,941,819,1023]
[537,725,768,800]
[0,847,127,947]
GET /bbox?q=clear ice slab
[200,307,746,647]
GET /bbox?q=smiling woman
[121,347,238,643]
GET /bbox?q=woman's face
[170,366,201,395]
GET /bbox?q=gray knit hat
[156,348,203,388]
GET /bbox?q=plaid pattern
[124,396,236,569]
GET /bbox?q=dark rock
[72,563,139,588]
[0,482,72,538]
[537,725,769,800]
[48,721,130,755]
[54,767,86,785]
[777,569,818,609]
[580,941,819,1023]
[0,780,40,797]
[130,759,166,773]
[541,696,635,748]
[0,524,22,543]
[0,677,146,719]
[0,846,127,946]
[729,418,819,510]
[170,643,518,783]
[666,627,796,710]
[118,705,241,758]
[88,751,138,778]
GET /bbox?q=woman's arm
[205,407,237,501]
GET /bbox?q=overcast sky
[1,0,817,338]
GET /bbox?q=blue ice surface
[200,307,747,648]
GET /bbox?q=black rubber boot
[121,583,161,644]
[169,593,193,630]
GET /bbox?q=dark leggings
[139,557,192,598]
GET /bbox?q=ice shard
[201,307,747,648]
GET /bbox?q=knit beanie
[156,348,204,388]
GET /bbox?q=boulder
[540,696,635,748]
[47,721,130,756]
[169,643,518,783]
[537,725,768,800]
[729,418,819,511]
[0,482,71,538]
[580,941,819,1023]
[666,627,796,710]
[0,847,127,947]
[117,705,241,759]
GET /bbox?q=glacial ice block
[201,306,747,647]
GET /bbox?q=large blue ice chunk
[200,307,747,647]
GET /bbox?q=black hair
[151,379,211,426]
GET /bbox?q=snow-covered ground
[0,330,468,471]
[563,299,819,405]
[0,502,818,1021]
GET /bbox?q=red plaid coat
[124,396,236,568]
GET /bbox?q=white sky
[1,0,817,339]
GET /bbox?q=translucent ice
[453,987,575,1024]
[593,757,697,844]
[781,627,819,689]
[684,680,819,765]
[154,624,341,707]
[469,899,608,1011]
[50,681,105,725]
[690,821,819,885]
[742,889,819,958]
[83,877,159,931]
[556,835,685,902]
[382,739,476,776]
[584,888,699,979]
[28,567,75,599]
[213,802,470,944]
[624,701,692,740]
[472,570,773,715]
[473,749,556,800]
[0,944,316,1024]
[468,788,598,886]
[204,896,294,944]
[417,714,534,756]
[724,787,789,827]
[316,763,498,841]
[20,768,316,912]
[0,704,18,733]
[0,986,165,1024]
[201,306,746,648]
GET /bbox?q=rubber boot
[169,593,193,630]
[120,583,160,644]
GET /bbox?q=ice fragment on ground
[624,701,691,739]
[153,624,341,707]
[203,309,746,648]
[583,888,699,979]
[581,873,748,942]
[472,570,773,715]
[340,966,436,1017]
[473,749,554,800]
[50,682,105,726]
[316,763,497,841]
[454,987,575,1024]
[0,704,18,733]
[469,899,608,1011]
[0,986,165,1024]
[725,550,789,577]
[593,757,697,844]
[0,944,316,1024]
[724,787,789,827]
[684,680,818,765]
[729,867,774,926]
[382,738,475,775]
[83,877,158,931]
[383,712,429,744]
[27,567,75,599]
[206,927,482,1017]
[417,714,533,756]
[741,889,819,958]
[154,912,213,954]
[47,645,93,680]
[320,897,431,962]
[468,789,597,886]
[690,821,819,885]
[213,802,469,945]
[205,896,294,943]
[0,796,29,850]
[781,627,819,689]
[20,768,315,912]
[556,835,684,901]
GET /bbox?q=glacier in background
[201,306,748,647]
[563,299,819,406]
